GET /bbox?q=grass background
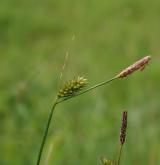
[0,0,160,164]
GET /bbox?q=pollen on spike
[57,76,88,98]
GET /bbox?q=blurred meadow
[0,0,160,164]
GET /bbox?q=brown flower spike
[116,55,151,78]
[120,111,127,145]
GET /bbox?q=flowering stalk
[57,55,151,104]
[36,56,151,165]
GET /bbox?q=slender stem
[36,98,58,165]
[36,76,118,165]
[57,76,118,104]
[117,145,123,165]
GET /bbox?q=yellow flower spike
[57,76,88,98]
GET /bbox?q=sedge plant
[36,55,151,165]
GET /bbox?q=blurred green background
[0,0,160,164]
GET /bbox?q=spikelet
[120,111,127,145]
[57,76,87,98]
[116,55,151,78]
[101,157,113,165]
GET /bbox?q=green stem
[36,98,58,165]
[57,76,118,104]
[36,76,118,165]
[117,145,123,165]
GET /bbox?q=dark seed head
[120,111,127,145]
